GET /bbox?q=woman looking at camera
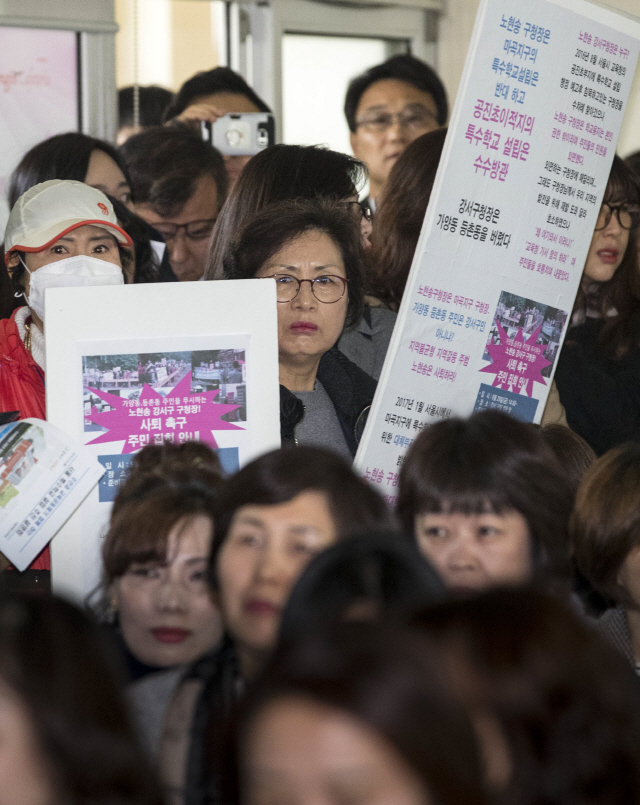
[1,180,132,575]
[555,156,640,454]
[99,442,224,681]
[223,199,376,457]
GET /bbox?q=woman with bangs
[555,155,640,455]
[396,410,573,593]
[99,441,224,680]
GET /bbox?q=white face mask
[19,255,124,321]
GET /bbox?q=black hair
[278,530,444,643]
[233,621,490,805]
[397,410,574,579]
[222,197,366,328]
[0,593,163,805]
[208,446,391,589]
[107,195,160,283]
[575,155,640,359]
[625,149,640,180]
[344,54,448,132]
[118,85,175,129]
[412,588,640,805]
[119,125,228,217]
[8,132,133,209]
[204,144,367,280]
[163,66,271,121]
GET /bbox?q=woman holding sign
[555,157,640,455]
[0,180,132,575]
[223,199,376,458]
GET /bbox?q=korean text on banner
[45,279,281,602]
[0,419,104,572]
[355,0,640,505]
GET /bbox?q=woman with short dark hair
[130,446,390,805]
[203,143,394,380]
[0,593,163,805]
[232,621,489,805]
[224,198,375,456]
[397,410,573,591]
[413,588,640,805]
[571,442,640,669]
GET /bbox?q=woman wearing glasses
[555,156,640,454]
[223,198,375,457]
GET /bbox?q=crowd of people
[1,52,640,805]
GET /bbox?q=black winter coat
[555,314,640,455]
[279,347,377,457]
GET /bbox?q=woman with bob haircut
[203,143,395,381]
[412,588,640,805]
[396,410,573,592]
[571,442,640,669]
[230,621,490,805]
[223,198,376,456]
[130,446,390,805]
[555,156,640,454]
[0,593,163,805]
[100,441,224,680]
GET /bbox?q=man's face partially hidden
[350,78,440,204]
[136,174,219,282]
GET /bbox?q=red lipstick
[597,248,619,264]
[151,628,191,643]
[290,321,318,333]
[245,598,279,615]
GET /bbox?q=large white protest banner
[355,0,640,504]
[45,280,281,601]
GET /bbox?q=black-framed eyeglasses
[340,200,372,222]
[594,203,640,231]
[152,218,217,241]
[264,273,349,304]
[355,107,438,134]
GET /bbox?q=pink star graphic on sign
[84,371,243,453]
[480,319,552,398]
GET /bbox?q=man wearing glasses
[345,55,448,211]
[120,127,228,281]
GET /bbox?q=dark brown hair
[102,442,222,585]
[571,442,640,604]
[0,594,163,805]
[397,411,573,578]
[204,144,366,280]
[119,125,228,217]
[412,588,640,805]
[573,155,640,359]
[233,621,488,805]
[222,197,366,328]
[540,424,596,499]
[208,446,391,589]
[367,128,446,309]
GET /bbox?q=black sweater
[554,315,640,455]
